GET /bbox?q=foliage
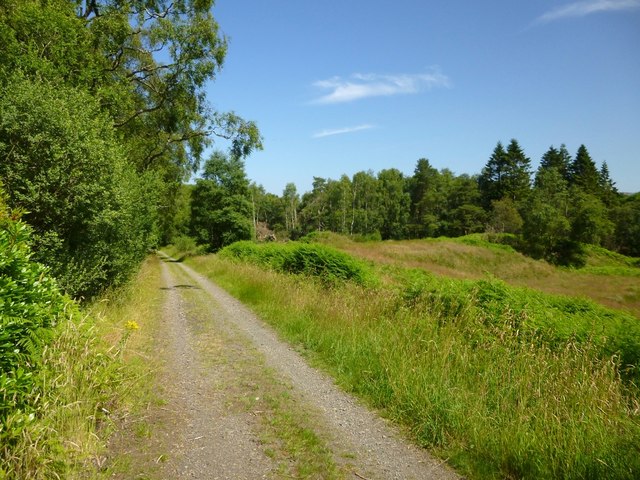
[488,198,523,234]
[478,139,532,208]
[612,193,640,257]
[267,139,636,266]
[219,241,377,287]
[0,0,261,296]
[190,151,253,251]
[0,195,122,478]
[0,199,68,433]
[0,77,160,298]
[377,168,411,240]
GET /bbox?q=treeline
[0,0,260,299]
[184,139,638,265]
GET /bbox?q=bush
[0,77,159,299]
[0,199,70,445]
[219,241,377,286]
[397,269,640,380]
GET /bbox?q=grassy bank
[181,247,640,480]
[307,232,640,317]
[0,256,161,479]
[87,255,166,479]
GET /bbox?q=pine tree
[478,142,508,209]
[479,140,531,208]
[503,139,532,203]
[569,145,600,193]
[598,161,619,207]
[537,144,571,184]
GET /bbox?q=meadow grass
[306,232,640,317]
[184,252,640,480]
[0,256,163,480]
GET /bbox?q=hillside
[305,232,640,318]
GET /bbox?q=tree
[598,161,619,207]
[377,169,410,240]
[0,0,261,294]
[282,183,300,236]
[503,139,532,204]
[478,142,508,209]
[407,158,441,237]
[300,177,330,234]
[0,77,159,298]
[569,190,614,246]
[350,170,382,237]
[612,193,640,256]
[538,144,571,183]
[522,167,574,264]
[488,198,523,234]
[442,172,484,237]
[189,152,252,251]
[569,145,600,193]
[479,140,531,208]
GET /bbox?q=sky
[204,0,640,195]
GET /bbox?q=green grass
[0,273,157,480]
[219,240,378,287]
[182,250,640,480]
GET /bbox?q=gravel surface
[158,260,275,479]
[158,254,461,479]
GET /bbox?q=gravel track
[157,253,460,480]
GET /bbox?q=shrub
[219,241,377,286]
[0,199,70,445]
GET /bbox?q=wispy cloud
[312,124,376,139]
[311,70,450,105]
[535,0,640,24]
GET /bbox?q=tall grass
[0,311,125,479]
[186,253,640,480]
[0,257,160,479]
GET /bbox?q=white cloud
[536,0,640,23]
[312,124,375,139]
[311,70,450,104]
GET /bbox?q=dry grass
[315,235,640,317]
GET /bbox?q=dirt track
[152,253,460,479]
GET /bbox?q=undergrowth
[0,206,141,479]
[184,251,640,480]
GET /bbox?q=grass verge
[87,255,166,479]
[183,252,640,480]
[0,256,161,480]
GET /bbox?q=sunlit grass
[0,256,163,479]
[185,252,640,480]
[308,232,640,317]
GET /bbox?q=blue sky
[206,0,640,195]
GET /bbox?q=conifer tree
[537,144,571,184]
[569,145,600,193]
[478,142,508,209]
